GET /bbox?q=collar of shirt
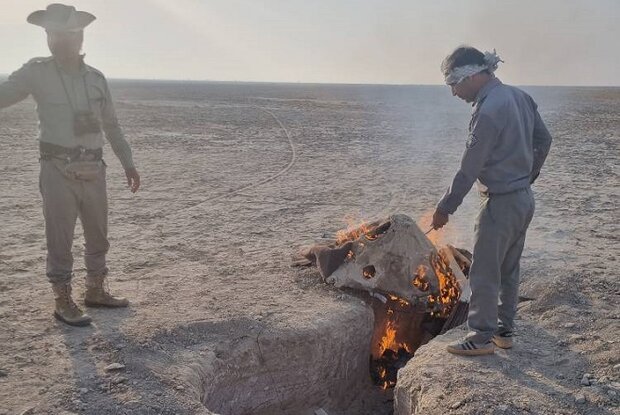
[473,77,502,107]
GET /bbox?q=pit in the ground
[191,290,461,415]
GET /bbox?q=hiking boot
[84,275,129,308]
[51,282,92,327]
[446,339,495,356]
[492,330,514,349]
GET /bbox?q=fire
[377,312,411,357]
[374,314,413,389]
[363,266,375,279]
[371,236,462,390]
[378,367,387,379]
[371,296,416,390]
[334,218,391,245]
[427,251,461,318]
[332,214,464,390]
[336,220,375,245]
[388,294,410,308]
[379,319,398,355]
[412,264,430,291]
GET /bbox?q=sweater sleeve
[100,78,135,169]
[437,113,499,215]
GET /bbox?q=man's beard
[51,44,80,60]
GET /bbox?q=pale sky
[1,0,619,85]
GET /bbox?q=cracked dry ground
[1,83,618,414]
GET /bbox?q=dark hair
[441,46,488,76]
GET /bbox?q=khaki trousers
[39,159,109,284]
[466,187,535,343]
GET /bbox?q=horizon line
[1,74,619,88]
[95,78,620,88]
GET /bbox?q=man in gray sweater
[431,46,552,355]
[0,4,141,326]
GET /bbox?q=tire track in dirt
[177,104,297,215]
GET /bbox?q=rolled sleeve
[101,79,134,169]
[437,113,499,214]
[0,64,33,109]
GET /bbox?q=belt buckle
[75,146,94,161]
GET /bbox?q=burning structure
[300,214,471,389]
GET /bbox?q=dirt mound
[395,321,619,415]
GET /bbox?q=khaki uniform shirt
[437,78,552,215]
[0,56,134,169]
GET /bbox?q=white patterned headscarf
[444,49,503,86]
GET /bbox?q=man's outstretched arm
[0,64,32,109]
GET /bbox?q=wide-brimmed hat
[27,3,95,32]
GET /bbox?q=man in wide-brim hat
[27,2,96,32]
[0,4,141,327]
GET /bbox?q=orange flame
[427,251,461,318]
[375,308,414,389]
[336,220,376,245]
[379,319,398,355]
[412,264,430,292]
[388,294,410,308]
